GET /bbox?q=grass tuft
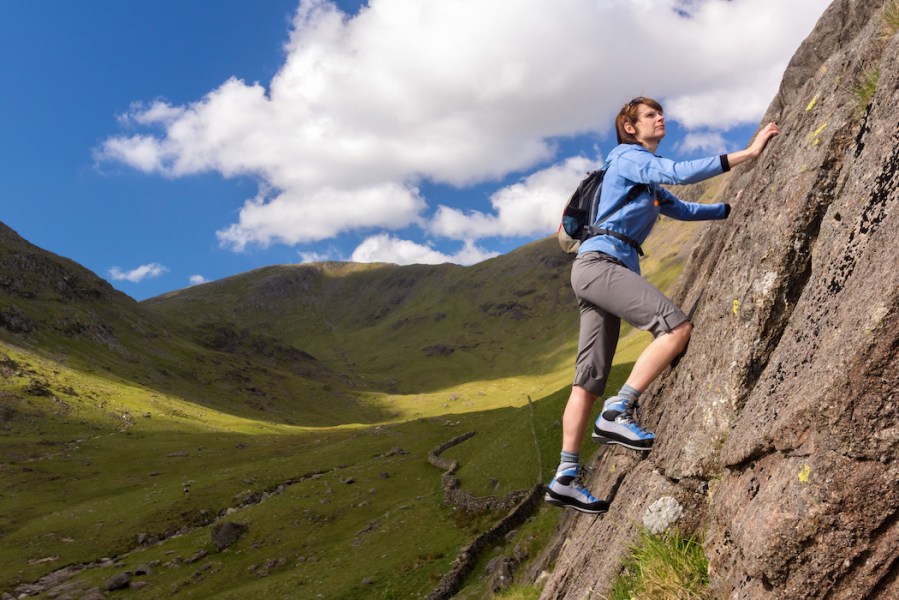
[491,584,542,599]
[883,0,899,38]
[609,528,710,600]
[853,67,880,117]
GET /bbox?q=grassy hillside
[143,239,577,391]
[0,180,722,598]
[142,179,726,427]
[3,338,631,599]
[0,221,388,428]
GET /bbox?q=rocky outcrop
[211,521,248,552]
[541,1,898,598]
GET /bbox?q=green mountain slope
[0,222,385,427]
[143,239,577,392]
[0,176,721,599]
[142,177,726,425]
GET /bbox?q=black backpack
[557,167,647,255]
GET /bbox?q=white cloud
[430,155,596,240]
[99,135,168,173]
[109,263,168,283]
[662,75,783,131]
[350,234,497,266]
[215,183,426,250]
[189,274,207,286]
[299,251,330,263]
[116,100,187,128]
[98,0,830,252]
[676,131,729,156]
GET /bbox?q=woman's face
[629,103,666,146]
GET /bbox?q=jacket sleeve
[657,187,729,221]
[617,148,728,186]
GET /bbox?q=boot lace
[572,465,598,500]
[619,398,641,424]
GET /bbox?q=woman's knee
[570,385,598,405]
[671,320,692,348]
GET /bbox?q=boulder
[211,521,248,551]
[103,572,130,591]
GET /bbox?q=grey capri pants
[571,251,689,396]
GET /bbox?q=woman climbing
[545,97,780,513]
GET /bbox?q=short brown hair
[615,97,664,145]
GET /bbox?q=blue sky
[0,0,830,300]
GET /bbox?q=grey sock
[560,450,579,466]
[557,451,580,476]
[619,384,641,402]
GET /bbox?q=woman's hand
[727,122,780,168]
[747,122,781,158]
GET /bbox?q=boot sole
[544,493,608,514]
[592,431,654,451]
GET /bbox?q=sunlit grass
[609,528,710,600]
[1,215,700,597]
[491,584,542,599]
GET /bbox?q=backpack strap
[584,226,645,256]
[584,183,649,255]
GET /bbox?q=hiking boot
[544,465,609,514]
[592,395,655,451]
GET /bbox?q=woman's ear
[623,121,636,135]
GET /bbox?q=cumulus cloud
[97,0,830,256]
[109,263,168,283]
[676,131,729,156]
[298,251,333,263]
[188,274,207,286]
[215,183,426,249]
[117,100,187,128]
[350,234,497,265]
[431,155,596,240]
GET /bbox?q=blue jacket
[578,143,731,274]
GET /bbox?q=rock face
[541,1,898,598]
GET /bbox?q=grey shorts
[571,252,688,396]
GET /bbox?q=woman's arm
[725,122,780,169]
[657,187,729,221]
[616,150,726,186]
[614,122,780,187]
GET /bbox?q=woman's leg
[545,255,618,513]
[625,321,692,392]
[547,384,609,514]
[561,385,598,454]
[575,259,690,451]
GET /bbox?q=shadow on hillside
[140,238,589,396]
[141,236,669,400]
[1,363,642,595]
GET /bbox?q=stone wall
[425,431,543,598]
[427,430,532,512]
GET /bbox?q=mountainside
[142,240,576,395]
[140,207,709,415]
[0,221,382,426]
[0,181,709,597]
[541,1,899,598]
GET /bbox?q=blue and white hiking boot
[544,465,609,514]
[592,395,655,451]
